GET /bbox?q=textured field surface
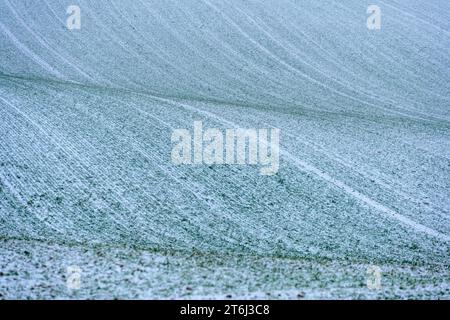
[0,0,449,299]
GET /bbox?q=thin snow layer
[0,0,449,299]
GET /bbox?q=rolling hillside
[0,0,449,299]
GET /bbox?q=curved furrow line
[294,0,450,106]
[0,95,146,242]
[199,0,447,123]
[147,92,450,242]
[7,77,272,252]
[0,111,75,236]
[1,0,449,298]
[76,87,315,254]
[226,2,434,118]
[89,0,218,97]
[170,0,301,106]
[0,21,63,78]
[186,98,450,228]
[323,1,450,113]
[379,0,450,36]
[132,0,250,98]
[40,0,113,86]
[4,0,93,81]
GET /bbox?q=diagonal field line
[140,92,450,243]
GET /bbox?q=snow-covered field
[0,0,449,299]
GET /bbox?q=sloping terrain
[0,0,449,299]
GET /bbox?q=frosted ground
[0,0,449,299]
